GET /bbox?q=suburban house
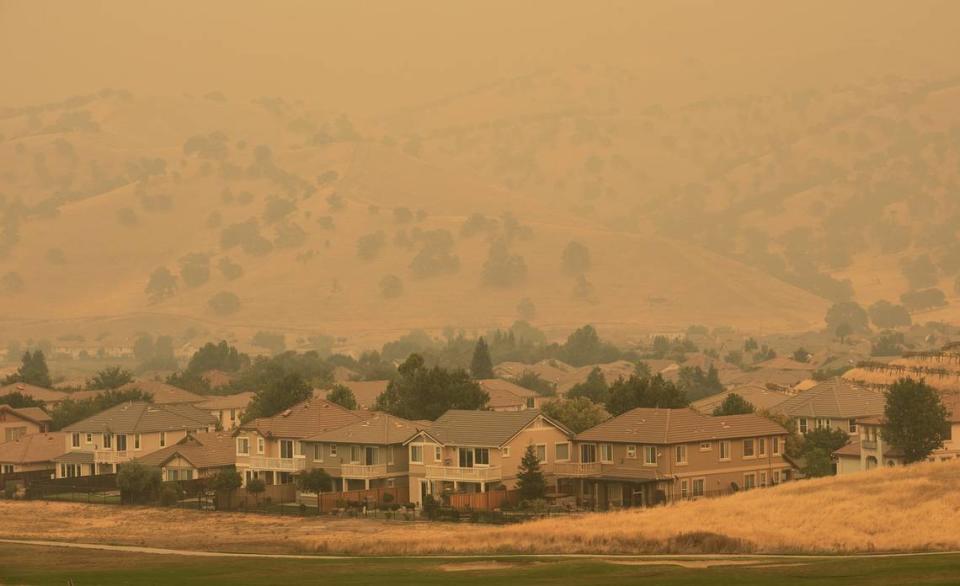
[135,431,237,481]
[556,407,792,509]
[0,383,68,407]
[0,405,52,442]
[314,380,389,411]
[54,402,217,478]
[302,412,420,491]
[0,432,65,475]
[834,391,960,474]
[197,392,254,430]
[67,380,206,405]
[690,383,791,415]
[234,398,366,486]
[404,409,573,505]
[478,379,547,411]
[772,378,885,435]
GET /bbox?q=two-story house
[0,405,51,442]
[557,407,792,509]
[302,412,420,491]
[477,379,547,411]
[53,402,217,478]
[234,398,365,486]
[772,378,885,435]
[404,409,573,505]
[0,432,65,475]
[0,383,68,408]
[197,392,254,430]
[135,431,237,481]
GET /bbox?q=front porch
[556,477,663,510]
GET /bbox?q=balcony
[340,463,389,478]
[554,462,603,477]
[424,465,502,482]
[94,450,131,464]
[247,456,306,472]
[861,440,878,450]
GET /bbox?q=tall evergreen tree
[883,378,950,463]
[4,350,52,387]
[375,354,488,420]
[516,444,547,502]
[470,337,495,379]
[712,393,755,416]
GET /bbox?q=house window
[758,438,766,457]
[387,446,395,465]
[534,444,547,463]
[184,469,194,480]
[230,408,237,423]
[1,464,14,474]
[580,444,597,463]
[699,441,712,451]
[71,433,81,448]
[626,445,637,459]
[280,440,294,459]
[643,446,657,465]
[350,445,361,464]
[719,440,730,461]
[330,444,338,457]
[168,469,179,482]
[257,437,265,454]
[410,445,423,464]
[555,442,570,461]
[692,478,705,497]
[600,444,613,463]
[435,446,443,461]
[475,448,490,466]
[134,433,141,450]
[236,437,250,455]
[159,432,166,447]
[313,444,324,462]
[772,470,781,484]
[744,473,756,490]
[798,418,808,434]
[680,479,689,499]
[103,433,112,449]
[848,419,857,433]
[525,397,535,409]
[772,436,781,455]
[759,471,767,487]
[675,444,687,465]
[816,418,830,430]
[85,433,93,444]
[743,439,755,458]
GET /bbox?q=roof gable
[576,407,787,444]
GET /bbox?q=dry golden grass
[3,460,960,555]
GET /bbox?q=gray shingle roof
[61,402,217,434]
[425,410,561,447]
[773,378,885,419]
[576,407,787,444]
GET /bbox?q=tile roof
[0,432,66,464]
[61,402,217,434]
[314,380,389,411]
[135,431,236,470]
[67,380,206,405]
[306,413,422,445]
[690,384,792,414]
[240,398,366,439]
[0,383,69,403]
[424,410,566,447]
[833,436,862,457]
[773,378,886,419]
[576,408,787,444]
[196,392,254,410]
[0,405,52,426]
[478,379,537,409]
[53,451,95,464]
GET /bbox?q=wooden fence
[448,489,520,511]
[296,485,410,512]
[0,469,54,491]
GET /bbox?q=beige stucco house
[477,379,547,411]
[772,378,885,435]
[135,431,237,481]
[558,407,793,509]
[0,383,68,408]
[404,409,573,505]
[0,432,65,475]
[0,405,51,442]
[197,392,254,430]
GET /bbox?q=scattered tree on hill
[185,341,250,375]
[243,372,312,421]
[516,297,536,321]
[208,291,241,315]
[868,300,912,329]
[133,334,178,371]
[0,272,24,295]
[567,367,610,404]
[470,337,495,379]
[179,253,211,287]
[835,323,853,343]
[297,468,333,512]
[3,350,52,387]
[797,427,849,477]
[117,462,162,505]
[605,374,687,416]
[218,257,244,280]
[374,354,488,421]
[559,325,621,366]
[480,239,527,287]
[824,301,870,334]
[743,337,759,352]
[901,255,939,290]
[379,274,404,299]
[561,241,591,275]
[356,231,386,261]
[900,288,948,312]
[145,267,177,303]
[516,444,547,502]
[883,378,950,463]
[791,348,811,363]
[251,331,286,355]
[540,397,609,434]
[712,393,755,416]
[326,384,357,410]
[85,366,134,390]
[871,332,905,357]
[0,391,43,408]
[510,371,556,397]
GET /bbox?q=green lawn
[2,545,960,585]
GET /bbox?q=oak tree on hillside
[85,366,134,390]
[883,378,950,463]
[824,301,869,334]
[605,373,688,416]
[243,372,312,421]
[712,393,755,416]
[561,241,592,275]
[326,384,358,410]
[540,397,609,434]
[374,354,488,421]
[470,337,495,379]
[145,266,177,303]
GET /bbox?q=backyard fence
[447,488,519,511]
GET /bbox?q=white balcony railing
[94,450,131,464]
[554,462,602,477]
[247,456,306,472]
[424,465,502,482]
[340,463,389,478]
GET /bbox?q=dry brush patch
[3,460,960,555]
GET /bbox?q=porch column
[364,479,370,490]
[342,477,347,491]
[273,472,279,485]
[480,482,486,493]
[453,481,458,492]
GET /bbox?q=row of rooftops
[0,381,253,410]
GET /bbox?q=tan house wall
[0,415,44,443]
[0,461,55,474]
[210,408,245,430]
[794,416,859,435]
